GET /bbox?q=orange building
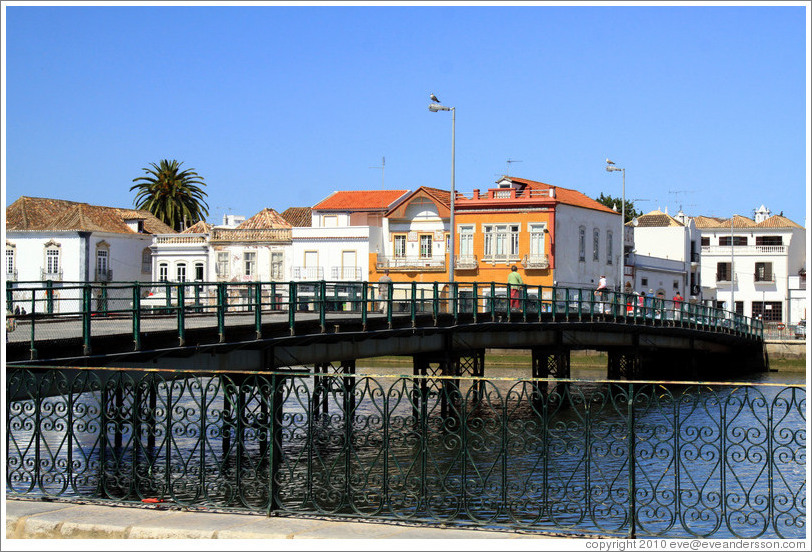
[453,176,619,289]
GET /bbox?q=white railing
[154,234,208,245]
[702,245,787,255]
[376,256,446,271]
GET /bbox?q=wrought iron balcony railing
[292,266,324,280]
[94,268,113,282]
[40,268,63,281]
[330,266,362,280]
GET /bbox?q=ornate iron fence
[6,366,803,538]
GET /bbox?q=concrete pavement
[5,498,557,540]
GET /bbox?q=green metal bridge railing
[5,366,803,538]
[5,280,763,359]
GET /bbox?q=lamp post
[429,97,455,283]
[606,159,625,292]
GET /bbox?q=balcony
[521,255,550,270]
[715,273,738,285]
[454,255,478,270]
[6,269,18,282]
[95,268,113,282]
[376,255,446,272]
[292,266,325,280]
[154,234,208,245]
[330,266,363,280]
[40,269,63,281]
[754,273,776,284]
[702,245,787,255]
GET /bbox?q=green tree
[131,159,209,232]
[595,193,641,223]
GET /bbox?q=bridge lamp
[429,98,455,283]
[605,159,626,292]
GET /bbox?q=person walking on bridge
[508,265,524,311]
[378,270,393,314]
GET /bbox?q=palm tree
[131,159,209,232]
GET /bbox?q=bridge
[6,279,767,379]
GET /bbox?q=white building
[5,196,174,313]
[625,209,702,300]
[694,206,806,325]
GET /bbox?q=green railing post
[177,283,185,346]
[410,281,417,327]
[551,286,557,318]
[82,283,91,356]
[270,282,277,310]
[490,282,496,319]
[255,282,262,339]
[452,282,458,323]
[361,281,368,330]
[217,283,226,342]
[132,282,141,351]
[386,283,393,329]
[6,280,13,314]
[289,282,297,336]
[29,290,37,360]
[45,280,54,314]
[472,282,478,323]
[319,280,327,332]
[506,282,512,317]
[432,282,439,324]
[194,283,201,313]
[521,284,527,322]
[100,282,108,316]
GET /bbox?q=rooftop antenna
[369,156,385,189]
[668,189,695,213]
[506,158,522,176]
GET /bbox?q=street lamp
[429,96,455,283]
[605,159,625,292]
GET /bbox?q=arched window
[6,242,16,280]
[593,228,600,261]
[578,227,586,261]
[95,240,111,281]
[141,248,152,273]
[176,262,187,282]
[606,230,613,265]
[158,263,169,282]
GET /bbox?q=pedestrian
[672,290,684,322]
[508,265,523,311]
[14,305,20,316]
[378,269,392,314]
[596,274,608,313]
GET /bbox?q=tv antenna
[506,158,522,176]
[369,156,385,189]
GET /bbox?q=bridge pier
[312,360,356,420]
[607,350,641,380]
[531,347,570,408]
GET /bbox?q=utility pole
[369,157,385,189]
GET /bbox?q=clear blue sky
[3,2,809,227]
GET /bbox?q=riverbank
[357,348,808,374]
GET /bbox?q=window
[158,263,169,282]
[244,251,256,277]
[419,234,432,258]
[755,262,773,282]
[216,252,229,278]
[593,229,600,261]
[46,247,60,275]
[606,230,613,265]
[141,248,152,273]
[393,235,406,258]
[752,301,783,322]
[194,262,204,281]
[6,246,15,277]
[323,215,338,227]
[176,263,187,282]
[700,237,710,246]
[755,236,782,246]
[529,224,545,258]
[719,236,747,246]
[459,226,474,258]
[271,252,284,280]
[96,250,109,279]
[673,280,680,290]
[483,224,519,260]
[641,277,648,287]
[579,227,586,261]
[716,262,732,282]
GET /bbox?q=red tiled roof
[312,190,409,211]
[755,215,804,229]
[280,207,312,227]
[236,208,291,230]
[385,186,451,218]
[183,220,213,234]
[694,214,757,229]
[504,177,619,215]
[5,196,175,234]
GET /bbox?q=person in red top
[672,290,684,322]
